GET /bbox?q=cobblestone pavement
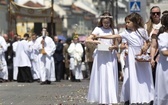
[0,80,123,105]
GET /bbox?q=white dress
[154,32,168,105]
[87,27,119,104]
[120,28,154,104]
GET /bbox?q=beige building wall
[16,22,34,37]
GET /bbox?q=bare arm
[161,50,168,56]
[109,37,119,51]
[141,39,151,54]
[150,35,158,67]
[96,34,121,39]
[85,34,101,44]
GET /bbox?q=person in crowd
[153,11,168,105]
[96,12,154,105]
[67,35,84,82]
[86,11,119,104]
[53,36,64,82]
[12,35,21,81]
[3,34,13,82]
[80,41,88,78]
[28,33,40,82]
[63,38,72,80]
[85,41,97,79]
[15,33,33,83]
[34,28,56,85]
[145,6,162,86]
[0,35,8,82]
[117,39,128,81]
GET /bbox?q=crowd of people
[0,5,167,105]
[86,6,168,105]
[0,27,94,85]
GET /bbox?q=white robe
[0,36,8,80]
[154,32,168,105]
[120,28,154,104]
[15,40,31,67]
[68,42,83,79]
[35,36,56,82]
[28,40,40,80]
[87,27,118,104]
[12,41,19,80]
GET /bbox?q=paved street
[0,79,123,105]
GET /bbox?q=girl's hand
[109,46,114,51]
[94,40,101,44]
[152,29,159,35]
[150,59,156,68]
[141,46,148,54]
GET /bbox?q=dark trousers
[55,61,63,81]
[17,67,33,82]
[88,61,93,74]
[8,64,13,81]
[152,62,157,87]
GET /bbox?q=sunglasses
[151,12,161,16]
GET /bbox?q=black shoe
[46,80,51,84]
[55,80,61,82]
[34,79,40,82]
[40,81,47,85]
[124,101,129,105]
[76,79,81,82]
[71,79,77,82]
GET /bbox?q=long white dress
[35,36,56,82]
[87,27,119,104]
[154,32,168,105]
[120,28,154,104]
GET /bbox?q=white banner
[10,1,52,18]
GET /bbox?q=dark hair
[66,38,72,44]
[125,12,144,30]
[98,11,114,29]
[24,33,29,38]
[158,12,168,34]
[162,10,168,15]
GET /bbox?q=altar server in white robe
[15,33,33,82]
[35,28,56,85]
[12,35,21,81]
[28,33,40,81]
[0,35,8,82]
[68,36,84,82]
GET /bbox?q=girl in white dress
[86,12,119,105]
[97,12,154,104]
[154,11,168,105]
